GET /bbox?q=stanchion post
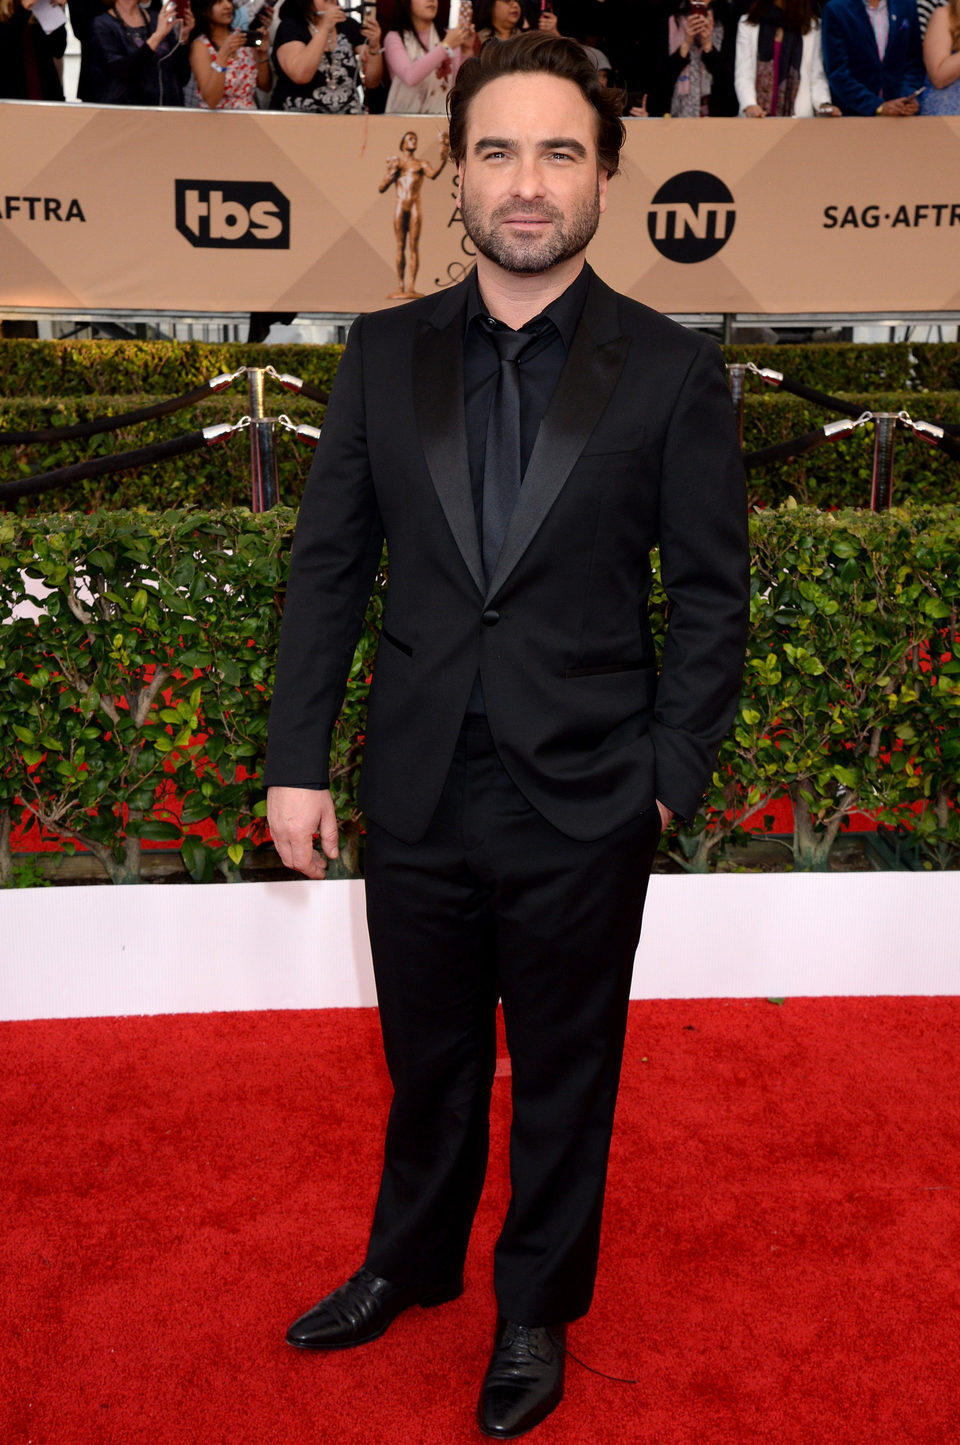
[727,363,747,448]
[870,414,897,511]
[248,368,279,511]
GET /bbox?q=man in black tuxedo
[265,32,748,1439]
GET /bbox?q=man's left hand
[656,800,674,832]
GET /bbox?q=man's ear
[457,160,465,196]
[598,168,609,215]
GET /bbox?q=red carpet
[2,999,958,1445]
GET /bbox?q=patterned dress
[197,32,261,110]
[920,72,960,110]
[920,18,960,116]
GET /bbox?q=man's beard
[459,183,602,275]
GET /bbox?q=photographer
[0,0,67,101]
[383,0,471,113]
[270,0,382,113]
[736,0,838,117]
[649,0,738,117]
[190,0,271,107]
[87,0,195,105]
[473,0,559,49]
[919,0,960,113]
[821,0,924,116]
[473,0,525,48]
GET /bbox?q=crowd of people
[1,0,958,117]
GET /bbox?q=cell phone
[689,0,707,14]
[244,0,270,44]
[362,0,376,15]
[172,0,190,18]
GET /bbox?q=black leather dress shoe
[477,1317,567,1438]
[285,1266,462,1350]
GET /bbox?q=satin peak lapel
[413,293,485,598]
[486,282,628,603]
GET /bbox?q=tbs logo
[647,171,735,264]
[175,180,290,249]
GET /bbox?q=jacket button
[481,609,500,627]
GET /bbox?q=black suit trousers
[362,716,662,1325]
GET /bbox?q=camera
[244,0,271,46]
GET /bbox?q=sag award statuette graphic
[379,130,451,300]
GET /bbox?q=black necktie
[481,324,536,585]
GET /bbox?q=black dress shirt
[462,263,591,546]
[462,264,590,713]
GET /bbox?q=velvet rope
[757,371,960,435]
[921,429,960,462]
[762,374,864,420]
[0,384,217,447]
[289,378,329,406]
[0,431,209,504]
[742,428,838,470]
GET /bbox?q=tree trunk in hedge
[669,828,720,874]
[0,808,11,887]
[71,830,142,885]
[109,828,142,886]
[791,792,848,871]
[339,818,362,879]
[931,790,957,871]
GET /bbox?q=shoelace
[501,1322,638,1386]
[561,1342,638,1386]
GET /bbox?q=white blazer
[734,16,832,116]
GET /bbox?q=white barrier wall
[2,873,958,1022]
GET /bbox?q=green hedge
[3,338,960,396]
[0,340,343,399]
[0,506,377,883]
[684,503,960,871]
[724,341,960,392]
[2,389,958,515]
[1,505,957,883]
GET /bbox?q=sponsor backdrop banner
[2,104,960,315]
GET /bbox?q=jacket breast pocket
[577,444,642,462]
[578,414,645,459]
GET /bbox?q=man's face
[457,73,608,276]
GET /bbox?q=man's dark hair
[448,32,627,178]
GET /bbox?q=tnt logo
[647,171,735,264]
[175,180,290,249]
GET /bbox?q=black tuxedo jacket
[264,267,749,843]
